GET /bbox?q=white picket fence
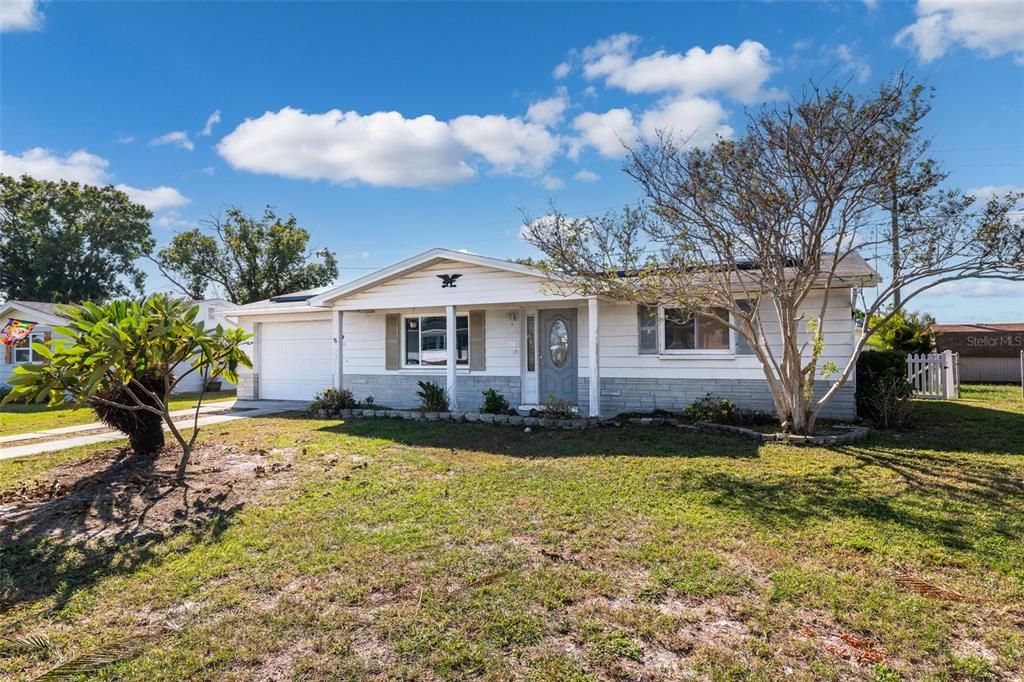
[906,350,959,399]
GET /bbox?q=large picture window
[404,316,469,366]
[663,307,731,352]
[13,332,45,364]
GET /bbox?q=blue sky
[2,0,1022,322]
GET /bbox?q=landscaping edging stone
[314,408,870,443]
[692,421,870,445]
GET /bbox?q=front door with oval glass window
[538,309,578,405]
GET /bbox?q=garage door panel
[260,321,333,400]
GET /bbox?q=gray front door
[539,309,578,404]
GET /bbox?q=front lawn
[0,390,237,436]
[0,385,1021,680]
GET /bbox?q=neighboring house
[0,298,240,392]
[932,323,1024,383]
[172,298,242,393]
[228,248,877,418]
[0,300,64,385]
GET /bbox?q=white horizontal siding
[591,291,854,381]
[336,260,570,310]
[335,292,855,382]
[342,307,521,377]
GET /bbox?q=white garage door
[259,320,333,400]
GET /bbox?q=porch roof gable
[308,248,556,306]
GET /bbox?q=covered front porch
[327,298,604,416]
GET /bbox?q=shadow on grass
[0,449,243,611]
[872,395,1024,456]
[307,417,761,459]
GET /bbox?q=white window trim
[401,313,470,369]
[13,331,45,364]
[658,306,736,357]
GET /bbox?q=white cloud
[155,211,197,230]
[570,97,730,159]
[836,44,871,84]
[200,110,221,136]
[450,114,560,175]
[581,34,778,104]
[519,214,558,240]
[115,185,190,211]
[0,0,43,32]
[219,106,561,187]
[1,148,109,184]
[896,0,1024,64]
[931,279,1024,298]
[218,107,474,187]
[552,61,571,80]
[968,184,1023,201]
[638,96,733,148]
[540,175,565,190]
[151,130,195,151]
[570,108,637,159]
[574,169,600,183]
[116,134,136,144]
[202,166,216,176]
[526,87,569,127]
[863,0,878,9]
[0,147,189,212]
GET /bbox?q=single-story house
[932,323,1024,383]
[227,248,877,418]
[0,300,64,385]
[0,298,240,392]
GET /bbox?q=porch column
[251,321,262,400]
[446,304,458,409]
[588,297,600,417]
[332,310,344,390]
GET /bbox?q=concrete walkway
[0,400,307,461]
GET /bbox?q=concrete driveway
[0,400,307,461]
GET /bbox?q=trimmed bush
[310,387,356,413]
[683,393,740,424]
[480,388,511,414]
[856,350,914,428]
[416,381,449,412]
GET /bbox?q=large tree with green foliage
[0,175,155,303]
[154,206,338,304]
[3,295,252,480]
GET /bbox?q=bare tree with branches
[524,75,1023,434]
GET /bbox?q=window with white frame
[13,332,45,364]
[404,315,469,366]
[662,307,732,353]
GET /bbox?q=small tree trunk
[175,444,192,481]
[162,408,192,482]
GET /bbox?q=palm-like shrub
[416,380,449,412]
[3,295,251,480]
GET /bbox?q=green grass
[0,390,236,436]
[0,384,1022,680]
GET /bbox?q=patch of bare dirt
[0,444,297,607]
[1,444,295,544]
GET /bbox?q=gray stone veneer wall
[578,376,856,420]
[344,374,521,411]
[237,373,258,400]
